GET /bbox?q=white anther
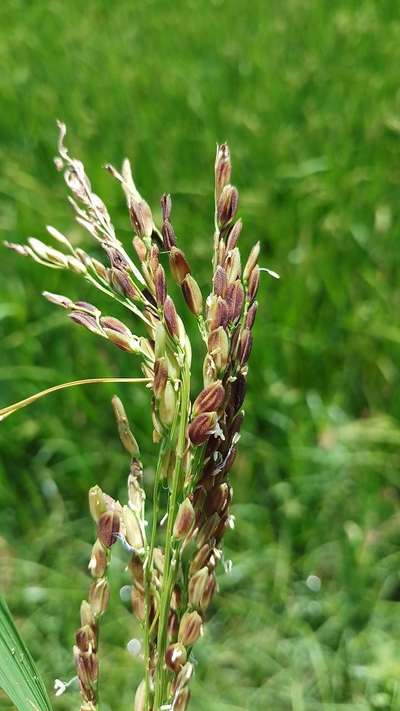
[260,267,280,279]
[116,532,135,552]
[54,677,77,696]
[212,422,225,440]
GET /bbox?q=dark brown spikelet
[188,412,217,446]
[217,185,239,227]
[226,219,242,250]
[169,247,191,285]
[247,264,260,302]
[239,328,253,366]
[213,266,227,297]
[182,274,203,316]
[245,301,258,329]
[243,241,260,281]
[162,220,177,250]
[215,143,231,200]
[163,295,179,338]
[111,268,138,300]
[226,280,244,322]
[193,381,225,417]
[70,311,102,335]
[155,265,167,306]
[161,193,172,221]
[97,511,120,548]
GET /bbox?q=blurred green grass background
[1,0,400,709]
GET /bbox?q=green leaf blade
[0,596,53,711]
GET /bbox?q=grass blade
[0,595,53,711]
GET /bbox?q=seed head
[92,258,109,282]
[213,266,227,297]
[243,241,260,282]
[97,511,120,548]
[231,373,247,412]
[178,610,203,646]
[188,411,217,446]
[193,381,225,417]
[149,243,159,274]
[217,238,226,266]
[196,512,221,547]
[247,264,260,302]
[153,358,169,399]
[189,544,212,576]
[163,295,179,338]
[215,143,231,200]
[226,218,242,250]
[42,291,74,309]
[226,280,244,322]
[111,396,140,456]
[129,197,154,239]
[128,468,144,513]
[89,578,110,617]
[154,322,168,358]
[80,703,97,711]
[169,247,190,285]
[173,688,190,711]
[159,380,177,427]
[131,587,145,621]
[122,505,145,551]
[245,300,258,329]
[155,264,167,306]
[203,353,217,387]
[134,680,145,711]
[207,327,229,372]
[208,295,229,330]
[88,540,108,578]
[111,268,138,300]
[70,311,102,336]
[80,600,95,628]
[200,573,217,610]
[161,193,172,221]
[132,236,147,262]
[224,247,241,283]
[162,219,177,250]
[74,649,99,688]
[173,663,194,696]
[173,498,195,539]
[88,486,107,522]
[239,328,253,366]
[182,274,203,316]
[75,625,96,653]
[104,245,131,272]
[188,567,209,607]
[205,483,230,516]
[67,256,87,274]
[165,643,187,672]
[217,184,239,228]
[100,316,129,335]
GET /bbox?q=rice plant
[1,124,277,710]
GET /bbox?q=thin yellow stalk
[0,377,150,421]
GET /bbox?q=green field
[1,1,400,709]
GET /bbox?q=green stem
[143,440,168,710]
[153,359,191,709]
